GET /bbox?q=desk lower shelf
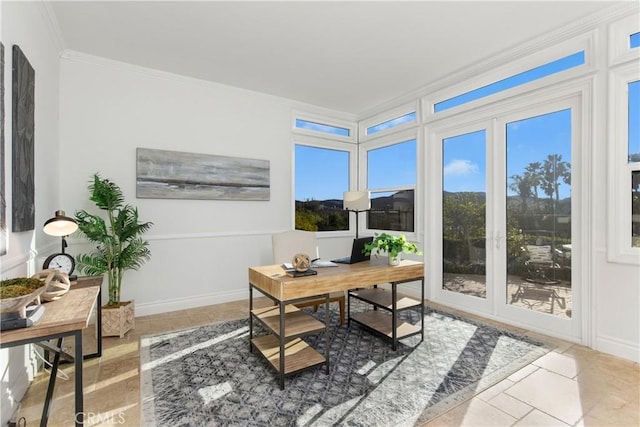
[350,311,421,340]
[251,305,325,338]
[250,335,326,375]
[349,288,422,311]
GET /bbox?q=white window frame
[608,14,640,67]
[292,134,358,236]
[359,101,419,142]
[359,127,420,241]
[608,61,640,264]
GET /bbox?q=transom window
[367,112,416,135]
[295,119,350,137]
[435,51,585,112]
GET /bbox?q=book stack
[285,269,318,278]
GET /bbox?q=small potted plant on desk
[364,232,422,266]
[74,173,153,337]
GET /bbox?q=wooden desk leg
[74,330,84,427]
[40,337,63,427]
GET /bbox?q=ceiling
[48,1,622,114]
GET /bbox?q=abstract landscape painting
[136,148,270,201]
[12,45,35,232]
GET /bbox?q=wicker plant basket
[102,300,135,338]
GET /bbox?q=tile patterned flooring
[14,298,640,426]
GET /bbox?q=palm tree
[541,154,570,206]
[524,162,543,209]
[509,173,532,211]
[75,174,153,306]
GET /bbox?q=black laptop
[332,236,374,264]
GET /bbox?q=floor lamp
[343,191,370,239]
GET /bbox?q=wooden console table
[248,259,424,389]
[0,286,100,427]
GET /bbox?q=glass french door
[441,129,490,308]
[431,97,581,339]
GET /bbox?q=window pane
[435,51,585,112]
[629,80,640,163]
[442,130,487,298]
[295,145,349,231]
[368,190,414,232]
[367,112,416,135]
[367,139,416,188]
[633,171,640,247]
[295,119,350,137]
[631,32,640,49]
[506,109,572,318]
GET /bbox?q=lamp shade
[343,191,371,211]
[43,210,78,237]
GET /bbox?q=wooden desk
[0,286,100,427]
[248,259,424,389]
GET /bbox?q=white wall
[58,53,356,316]
[0,1,63,423]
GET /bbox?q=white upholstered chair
[271,230,345,325]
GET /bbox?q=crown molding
[357,1,639,120]
[37,0,66,52]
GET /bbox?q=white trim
[38,1,66,52]
[136,289,249,317]
[608,13,640,67]
[595,333,640,363]
[607,61,640,265]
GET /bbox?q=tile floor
[14,298,640,426]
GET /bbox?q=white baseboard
[135,289,250,317]
[595,334,640,363]
[0,349,31,426]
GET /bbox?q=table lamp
[42,210,79,277]
[343,191,370,239]
[43,210,78,253]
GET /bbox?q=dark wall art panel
[11,45,35,232]
[1,42,6,254]
[136,148,270,201]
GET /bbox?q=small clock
[43,253,75,276]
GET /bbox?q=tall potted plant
[364,232,422,265]
[75,173,153,337]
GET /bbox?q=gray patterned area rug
[140,304,552,426]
